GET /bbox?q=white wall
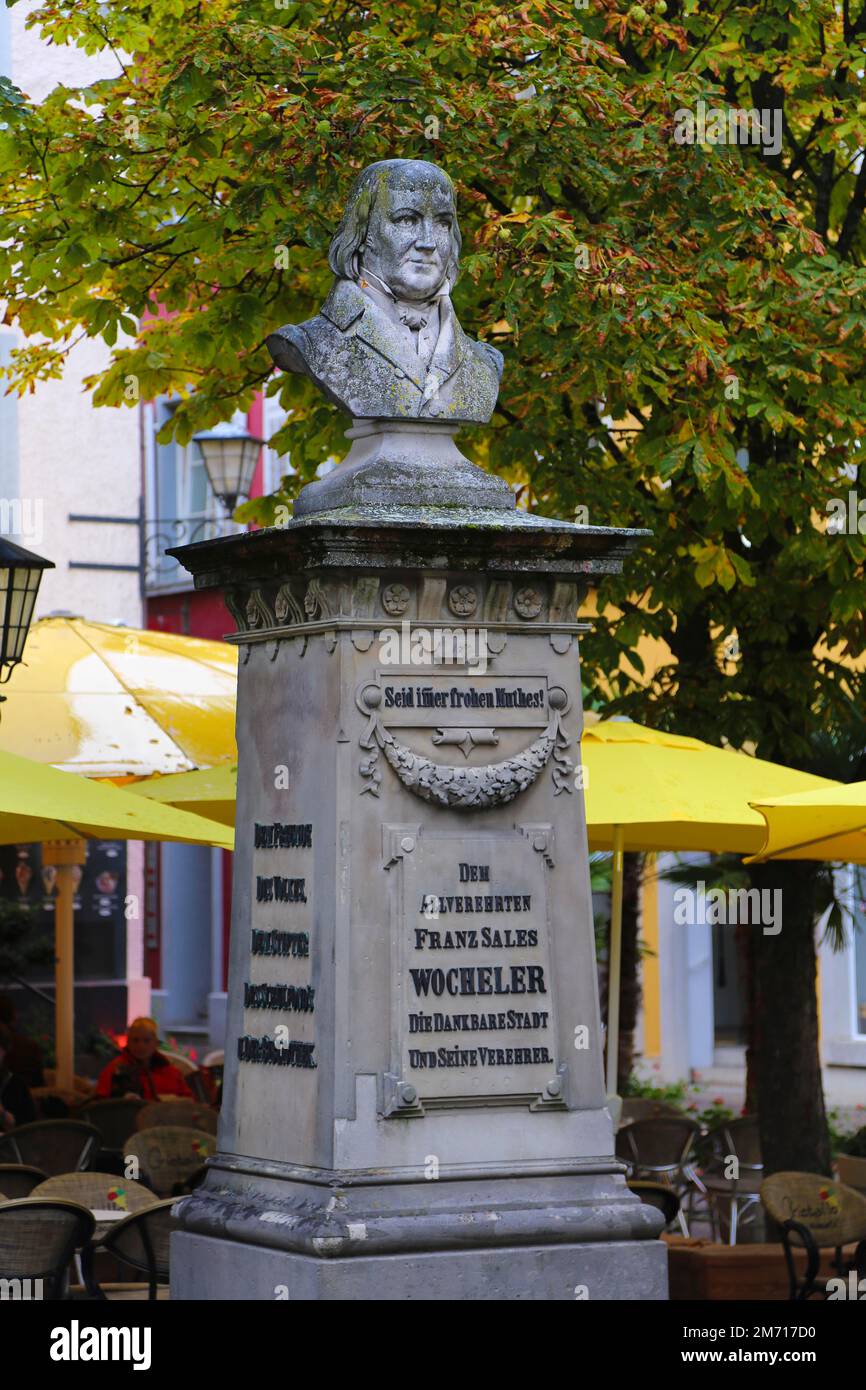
[6,3,142,627]
[819,871,866,1068]
[3,6,148,1020]
[651,853,715,1083]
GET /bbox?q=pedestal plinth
[167,496,667,1301]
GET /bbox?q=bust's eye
[394,212,418,224]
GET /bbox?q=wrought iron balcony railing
[68,507,244,596]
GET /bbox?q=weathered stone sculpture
[266,159,513,516]
[169,156,667,1303]
[266,159,503,424]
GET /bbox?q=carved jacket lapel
[321,278,426,390]
[427,301,467,389]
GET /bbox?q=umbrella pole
[44,840,86,1093]
[605,825,625,1097]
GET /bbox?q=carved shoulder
[266,321,317,375]
[473,338,505,382]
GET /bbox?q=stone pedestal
[168,485,667,1301]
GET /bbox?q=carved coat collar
[320,278,467,394]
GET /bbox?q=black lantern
[192,420,263,514]
[0,538,54,683]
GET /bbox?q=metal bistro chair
[0,1119,100,1176]
[78,1098,146,1152]
[203,1049,224,1090]
[159,1050,211,1104]
[30,1170,162,1296]
[0,1198,95,1300]
[628,1180,682,1230]
[0,1164,48,1199]
[30,1171,161,1235]
[762,1171,866,1301]
[619,1098,687,1128]
[616,1116,701,1236]
[123,1127,216,1198]
[98,1199,177,1300]
[700,1116,764,1244]
[135,1099,218,1135]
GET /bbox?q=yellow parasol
[580,720,838,1094]
[124,763,237,828]
[0,615,237,776]
[748,781,866,863]
[0,747,233,1089]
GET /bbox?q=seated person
[95,1017,193,1102]
[0,993,45,1088]
[0,1021,37,1131]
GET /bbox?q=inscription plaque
[240,823,316,1071]
[386,825,560,1106]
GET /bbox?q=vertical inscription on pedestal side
[237,822,317,1070]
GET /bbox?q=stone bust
[266,159,503,424]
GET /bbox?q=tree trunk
[748,860,831,1176]
[617,851,643,1093]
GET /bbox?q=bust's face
[361,172,455,302]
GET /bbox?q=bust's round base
[293,420,515,518]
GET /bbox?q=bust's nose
[413,218,437,251]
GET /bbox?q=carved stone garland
[356,685,574,808]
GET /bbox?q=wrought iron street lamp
[0,537,54,684]
[192,420,263,514]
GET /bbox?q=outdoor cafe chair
[135,1099,218,1135]
[97,1198,177,1300]
[0,1164,48,1199]
[615,1116,701,1236]
[123,1126,215,1198]
[0,1119,100,1176]
[628,1180,681,1230]
[700,1115,764,1244]
[762,1171,866,1301]
[0,1198,95,1299]
[30,1170,162,1296]
[203,1049,224,1084]
[170,1162,209,1197]
[159,1050,211,1104]
[78,1097,146,1152]
[30,1171,160,1242]
[619,1098,687,1128]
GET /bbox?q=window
[144,398,244,591]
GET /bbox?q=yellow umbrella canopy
[125,763,238,828]
[0,747,233,1091]
[0,746,234,848]
[580,719,838,1095]
[0,615,237,776]
[748,781,866,863]
[582,720,836,856]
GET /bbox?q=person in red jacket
[95,1017,193,1101]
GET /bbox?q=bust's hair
[328,159,462,285]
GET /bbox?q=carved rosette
[381,583,411,617]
